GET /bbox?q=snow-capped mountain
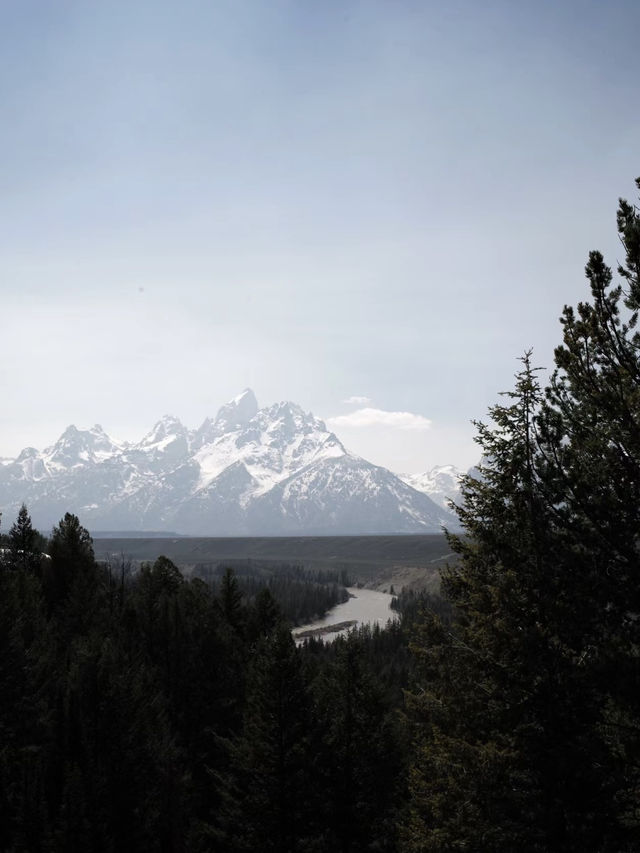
[43,424,124,470]
[399,464,464,512]
[0,390,456,535]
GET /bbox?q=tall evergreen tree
[44,513,97,617]
[316,631,403,853]
[405,179,640,852]
[218,567,244,635]
[219,622,316,853]
[536,177,640,834]
[8,504,42,573]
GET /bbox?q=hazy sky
[2,0,639,473]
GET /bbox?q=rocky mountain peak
[214,388,259,432]
[192,390,260,450]
[16,447,39,463]
[256,400,322,439]
[44,424,120,467]
[140,416,187,446]
[399,464,464,512]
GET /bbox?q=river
[292,586,398,643]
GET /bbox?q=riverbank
[292,586,398,643]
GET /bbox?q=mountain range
[0,390,464,536]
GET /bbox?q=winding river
[292,586,398,643]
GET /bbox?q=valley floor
[93,532,455,589]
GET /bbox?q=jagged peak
[140,415,188,445]
[230,388,258,407]
[213,388,259,432]
[429,463,460,474]
[49,423,115,449]
[16,447,39,462]
[277,400,304,414]
[262,400,313,422]
[38,423,122,469]
[59,424,79,438]
[53,423,109,439]
[156,414,184,426]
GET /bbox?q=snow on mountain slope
[43,424,124,471]
[195,400,345,495]
[399,464,464,512]
[0,391,457,534]
[251,455,452,535]
[192,388,259,450]
[124,415,191,472]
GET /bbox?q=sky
[1,0,640,473]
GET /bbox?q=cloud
[343,395,373,406]
[327,408,432,431]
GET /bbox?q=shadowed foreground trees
[405,179,640,852]
[217,622,317,853]
[0,508,406,852]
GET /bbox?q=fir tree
[218,566,244,634]
[44,513,96,615]
[317,631,402,852]
[8,504,42,573]
[405,358,589,851]
[220,622,316,853]
[536,178,640,836]
[405,178,640,851]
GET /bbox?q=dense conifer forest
[0,508,411,851]
[192,562,350,627]
[2,181,640,851]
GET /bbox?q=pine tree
[44,513,101,643]
[8,504,42,573]
[404,359,553,850]
[317,631,403,852]
[44,513,95,609]
[247,586,282,645]
[405,178,640,851]
[218,567,244,634]
[0,515,50,851]
[536,178,640,836]
[219,622,316,853]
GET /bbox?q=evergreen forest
[1,180,640,851]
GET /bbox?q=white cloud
[327,407,432,431]
[343,395,373,406]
